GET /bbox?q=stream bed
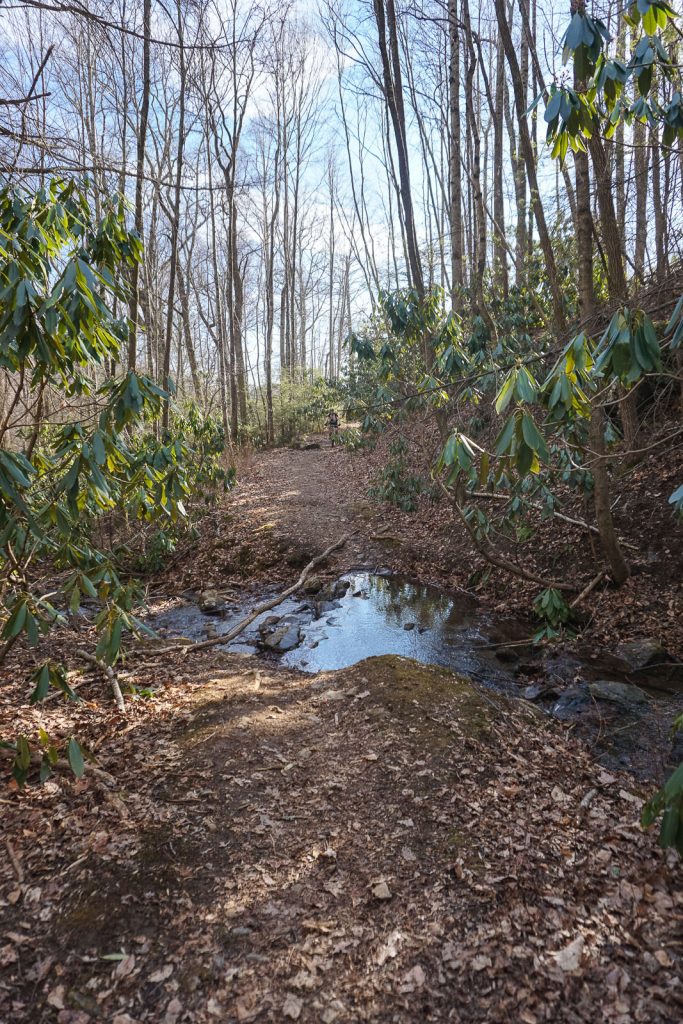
[147,571,683,781]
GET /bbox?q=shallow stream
[147,571,683,780]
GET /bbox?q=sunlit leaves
[495,364,537,414]
[0,180,139,380]
[543,332,594,420]
[551,3,681,154]
[0,181,232,705]
[544,86,596,164]
[495,410,548,477]
[626,0,677,35]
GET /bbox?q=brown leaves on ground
[1,654,681,1023]
[1,436,682,1022]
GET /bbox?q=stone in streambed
[614,639,668,672]
[551,684,590,721]
[262,624,302,653]
[589,680,650,706]
[198,589,224,614]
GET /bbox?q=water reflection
[282,572,507,684]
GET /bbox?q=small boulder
[303,575,324,595]
[262,625,302,653]
[198,589,223,614]
[613,639,667,672]
[551,684,590,721]
[589,680,650,706]
[403,622,416,631]
[332,579,351,598]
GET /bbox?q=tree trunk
[448,0,464,296]
[633,118,649,281]
[574,70,629,584]
[161,1,185,433]
[127,0,151,371]
[493,33,508,298]
[494,0,565,331]
[177,265,201,397]
[371,0,424,299]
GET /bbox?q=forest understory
[1,436,682,1024]
[3,0,683,1018]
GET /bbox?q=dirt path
[164,437,399,603]
[2,442,682,1023]
[230,439,385,572]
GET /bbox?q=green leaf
[495,412,518,456]
[495,371,516,415]
[67,736,85,778]
[29,664,51,704]
[514,367,537,403]
[517,442,534,476]
[16,734,31,770]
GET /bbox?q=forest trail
[229,436,384,572]
[166,436,404,606]
[7,647,682,1024]
[2,444,682,1023]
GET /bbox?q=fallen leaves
[399,964,426,992]
[1,567,681,1024]
[282,992,303,1019]
[371,880,392,900]
[149,964,174,983]
[551,935,585,973]
[376,929,404,965]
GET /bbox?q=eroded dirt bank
[2,654,681,1023]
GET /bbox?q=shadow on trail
[31,655,681,1023]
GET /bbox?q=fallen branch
[570,571,606,610]
[160,532,353,655]
[470,492,639,550]
[76,649,126,713]
[6,839,24,883]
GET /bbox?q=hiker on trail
[327,409,340,446]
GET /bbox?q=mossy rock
[339,655,519,745]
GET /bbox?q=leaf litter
[1,441,682,1022]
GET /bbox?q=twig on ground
[570,572,607,609]
[6,839,24,883]
[75,649,126,713]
